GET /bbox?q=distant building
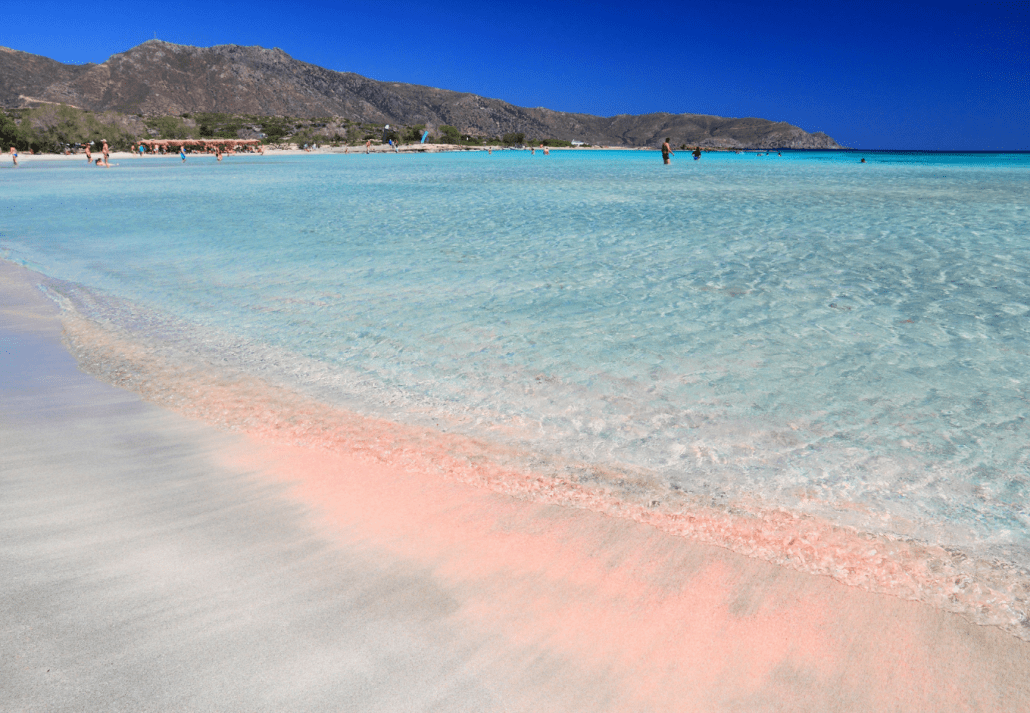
[571,140,585,146]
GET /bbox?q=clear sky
[6,0,1028,149]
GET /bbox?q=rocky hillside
[0,42,843,149]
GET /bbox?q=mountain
[0,42,843,149]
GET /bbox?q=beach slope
[2,259,1027,712]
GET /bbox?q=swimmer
[216,146,223,162]
[365,139,371,154]
[85,143,92,163]
[662,138,674,164]
[9,146,17,166]
[101,140,110,167]
[692,145,702,161]
[543,147,549,155]
[180,145,187,162]
[861,158,867,163]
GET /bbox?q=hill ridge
[0,41,843,149]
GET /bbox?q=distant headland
[0,41,842,150]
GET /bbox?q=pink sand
[5,258,1029,711]
[228,437,1030,711]
[59,303,1030,635]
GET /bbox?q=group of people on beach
[67,140,261,166]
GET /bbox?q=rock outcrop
[0,42,843,149]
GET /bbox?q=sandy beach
[3,256,1030,711]
[6,143,642,165]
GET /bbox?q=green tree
[146,115,191,140]
[537,138,572,147]
[0,113,21,150]
[502,132,525,146]
[11,105,141,152]
[402,124,426,143]
[439,125,460,144]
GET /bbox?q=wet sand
[2,259,1028,711]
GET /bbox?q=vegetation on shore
[0,104,592,153]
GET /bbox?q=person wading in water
[662,138,674,165]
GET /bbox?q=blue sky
[8,0,1028,149]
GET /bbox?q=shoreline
[9,144,646,163]
[39,259,1030,642]
[4,258,1030,710]
[4,144,794,163]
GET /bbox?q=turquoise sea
[3,149,1029,633]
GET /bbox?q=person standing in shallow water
[10,146,17,166]
[661,138,674,165]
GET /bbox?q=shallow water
[3,149,1029,634]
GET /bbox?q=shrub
[146,115,192,140]
[536,138,572,147]
[402,124,426,143]
[439,125,461,144]
[11,105,142,151]
[0,113,18,149]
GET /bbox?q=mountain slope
[0,41,842,148]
